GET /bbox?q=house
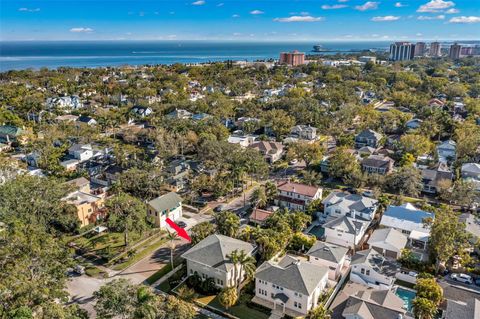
[275,181,322,211]
[254,255,329,317]
[444,298,480,319]
[437,140,457,163]
[77,115,97,126]
[459,213,480,253]
[60,159,80,171]
[166,108,192,120]
[249,141,284,163]
[130,105,153,117]
[306,241,349,281]
[380,203,434,235]
[367,228,408,259]
[63,190,105,227]
[46,95,83,109]
[55,114,79,123]
[227,134,257,148]
[322,192,378,221]
[428,98,445,108]
[406,118,423,130]
[350,249,399,290]
[323,216,370,249]
[290,125,317,141]
[147,192,183,228]
[249,207,275,225]
[330,282,408,319]
[355,129,383,149]
[66,176,91,193]
[461,163,480,190]
[68,144,94,162]
[357,146,376,157]
[182,234,255,288]
[421,162,454,194]
[0,125,22,144]
[361,155,394,175]
[191,113,211,121]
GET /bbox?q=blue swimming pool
[395,287,416,312]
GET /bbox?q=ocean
[0,41,392,71]
[1,40,478,71]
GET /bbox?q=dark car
[214,204,226,212]
[177,221,187,228]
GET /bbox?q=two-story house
[182,234,255,289]
[68,144,94,162]
[322,192,378,221]
[421,162,453,194]
[249,141,284,163]
[461,163,480,191]
[323,216,370,249]
[361,155,394,175]
[290,125,317,141]
[367,228,408,259]
[355,129,383,149]
[254,255,329,317]
[275,182,322,211]
[63,190,105,227]
[147,192,183,228]
[350,249,399,290]
[306,241,349,281]
[380,203,434,236]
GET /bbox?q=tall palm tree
[226,249,240,288]
[166,231,178,270]
[236,250,256,294]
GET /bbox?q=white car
[451,273,473,284]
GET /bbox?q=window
[361,268,365,274]
[366,270,370,276]
[190,269,193,274]
[294,302,298,307]
[298,303,302,309]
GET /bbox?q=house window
[361,268,365,274]
[366,270,370,276]
[190,269,193,274]
[294,302,298,307]
[298,303,302,309]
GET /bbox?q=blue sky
[1,0,479,41]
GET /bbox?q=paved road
[441,275,480,293]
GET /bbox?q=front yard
[195,294,270,319]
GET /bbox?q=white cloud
[250,10,264,15]
[232,14,240,18]
[321,4,347,10]
[395,2,407,7]
[417,15,445,20]
[371,15,400,21]
[192,0,205,5]
[18,7,40,12]
[449,16,480,23]
[445,8,459,14]
[70,27,94,33]
[273,15,323,22]
[417,0,455,13]
[355,2,379,11]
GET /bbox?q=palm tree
[226,249,240,288]
[236,250,256,294]
[218,287,238,310]
[167,231,178,270]
[250,186,267,208]
[307,304,332,319]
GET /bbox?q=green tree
[386,166,423,197]
[214,211,240,238]
[250,186,268,208]
[235,249,256,293]
[400,134,434,157]
[167,231,178,270]
[287,141,324,167]
[218,287,238,310]
[307,304,332,319]
[190,221,215,245]
[328,147,361,182]
[262,109,296,138]
[414,277,443,306]
[412,297,437,319]
[106,193,147,246]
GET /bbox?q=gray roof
[356,129,382,141]
[148,192,182,213]
[445,298,480,319]
[367,228,408,253]
[255,255,328,295]
[181,234,255,272]
[306,241,348,263]
[351,249,400,277]
[331,282,407,319]
[361,155,394,168]
[323,216,368,235]
[322,192,378,217]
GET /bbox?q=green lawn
[196,294,269,319]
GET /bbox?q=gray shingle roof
[445,298,480,319]
[148,192,182,213]
[181,234,255,272]
[367,228,408,252]
[323,216,367,235]
[351,249,400,277]
[255,255,328,295]
[306,241,348,263]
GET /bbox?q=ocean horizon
[1,40,479,71]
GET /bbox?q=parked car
[214,204,226,212]
[177,221,187,228]
[451,273,473,284]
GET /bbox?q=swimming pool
[308,225,325,239]
[395,287,416,312]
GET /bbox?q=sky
[1,0,479,41]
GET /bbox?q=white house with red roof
[275,181,322,211]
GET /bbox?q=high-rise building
[429,42,442,57]
[414,42,427,56]
[279,50,305,66]
[389,42,416,61]
[449,43,462,59]
[460,46,474,56]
